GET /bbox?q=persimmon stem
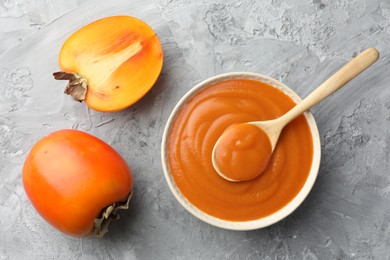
[53,71,88,102]
[92,191,133,238]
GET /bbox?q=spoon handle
[278,48,379,126]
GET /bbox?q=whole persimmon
[22,129,133,237]
[53,16,163,112]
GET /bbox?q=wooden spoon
[212,48,380,182]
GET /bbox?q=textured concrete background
[1,0,389,259]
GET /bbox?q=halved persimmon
[54,16,163,112]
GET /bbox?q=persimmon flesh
[22,129,133,237]
[54,16,163,112]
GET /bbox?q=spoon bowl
[212,48,380,182]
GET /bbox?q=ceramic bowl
[161,72,321,230]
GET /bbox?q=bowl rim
[161,72,321,230]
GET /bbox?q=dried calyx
[93,191,133,238]
[53,72,88,102]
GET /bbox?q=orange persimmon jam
[215,123,272,182]
[167,79,314,221]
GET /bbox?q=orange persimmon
[53,16,163,112]
[22,129,133,237]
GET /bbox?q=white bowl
[161,72,321,230]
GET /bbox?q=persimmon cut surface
[54,16,163,112]
[22,129,133,237]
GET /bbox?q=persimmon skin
[56,16,163,112]
[22,129,133,237]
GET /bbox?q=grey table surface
[1,0,390,259]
